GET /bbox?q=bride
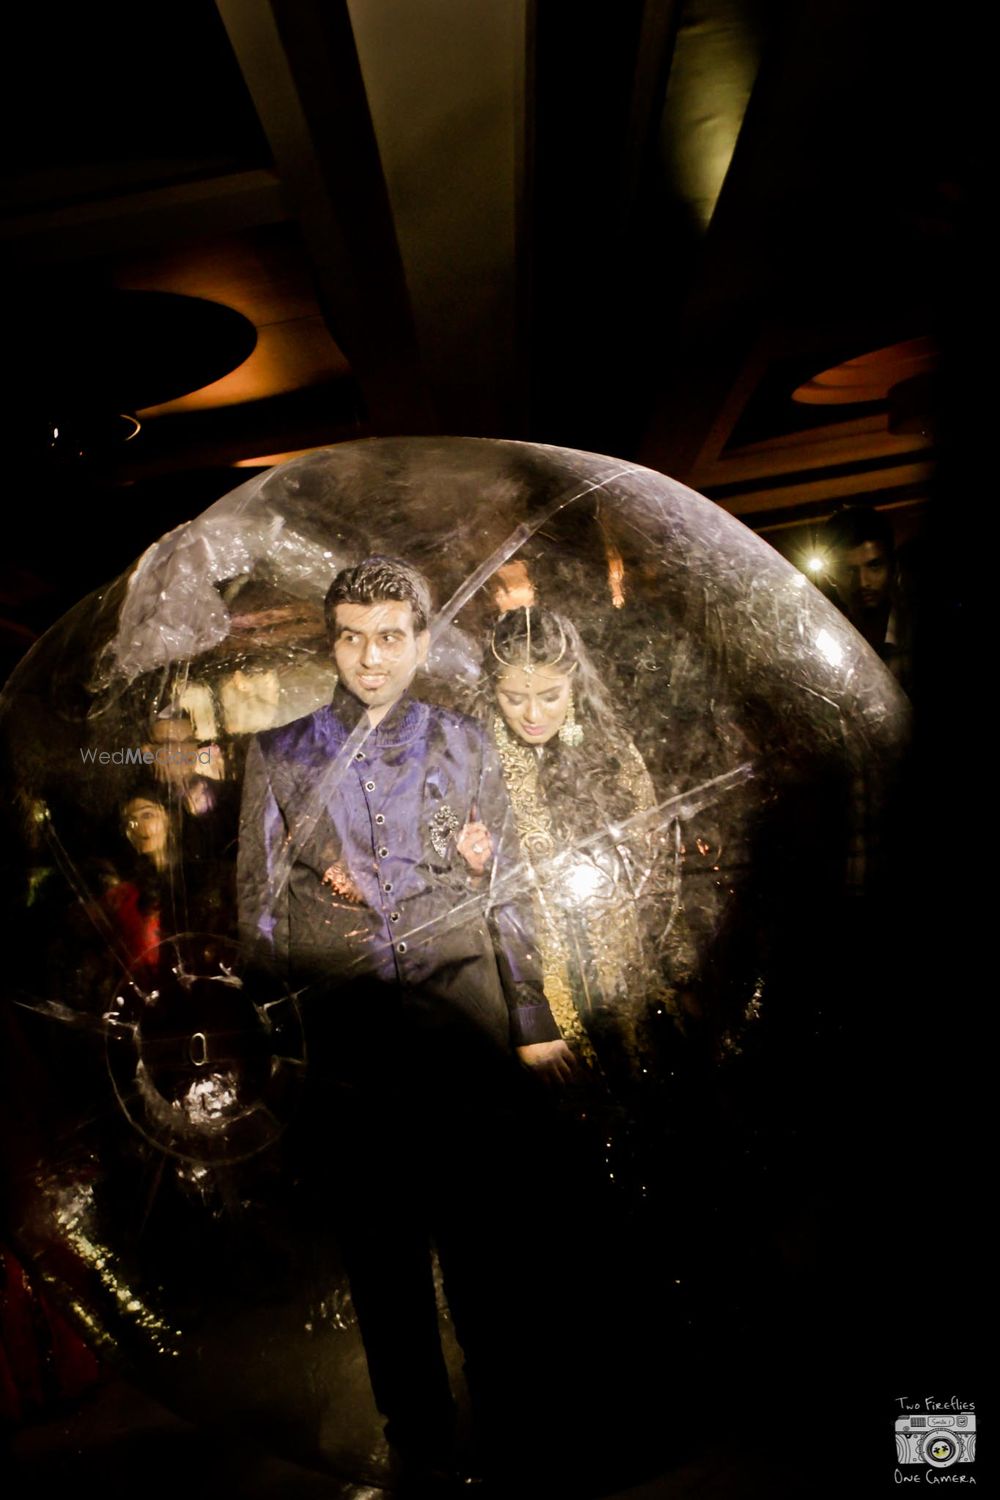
[467,605,693,1079]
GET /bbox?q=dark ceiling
[0,0,966,676]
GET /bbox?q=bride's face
[495,664,573,745]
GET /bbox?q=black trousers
[293,979,657,1478]
[296,983,561,1460]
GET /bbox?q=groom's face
[331,600,429,715]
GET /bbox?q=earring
[558,691,584,746]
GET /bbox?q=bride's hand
[456,819,493,875]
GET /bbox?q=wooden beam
[346,0,530,437]
[215,0,433,434]
[714,460,934,518]
[691,425,933,489]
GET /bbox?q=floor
[4,1371,823,1500]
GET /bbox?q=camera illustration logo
[895,1413,976,1468]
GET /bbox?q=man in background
[821,505,913,692]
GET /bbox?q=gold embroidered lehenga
[492,715,693,1074]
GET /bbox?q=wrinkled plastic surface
[0,438,908,1484]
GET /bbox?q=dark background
[0,1,985,1494]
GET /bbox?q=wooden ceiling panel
[140,316,349,417]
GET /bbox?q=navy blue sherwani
[237,684,558,1049]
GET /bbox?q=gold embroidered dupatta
[492,716,658,1069]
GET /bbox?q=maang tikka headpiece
[490,605,567,678]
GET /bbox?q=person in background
[144,709,225,808]
[98,784,174,973]
[143,707,238,933]
[821,505,913,693]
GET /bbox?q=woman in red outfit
[100,785,175,971]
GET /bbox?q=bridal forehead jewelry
[491,606,567,678]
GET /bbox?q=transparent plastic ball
[0,438,907,1483]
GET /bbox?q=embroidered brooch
[429,804,460,857]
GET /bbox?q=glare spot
[814,628,844,668]
[564,860,605,902]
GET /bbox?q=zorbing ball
[0,438,908,1481]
